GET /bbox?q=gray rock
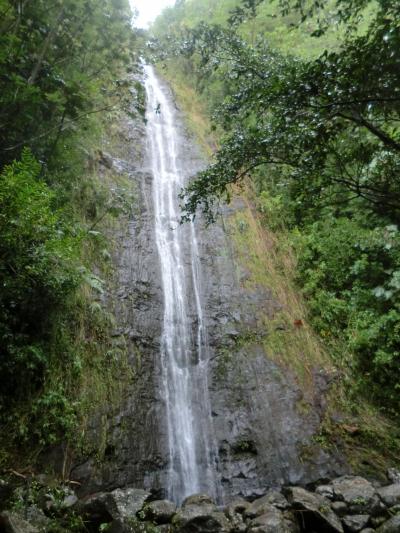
[377,514,400,533]
[227,512,247,533]
[245,491,289,518]
[286,486,343,533]
[109,518,154,533]
[247,505,299,533]
[332,476,380,514]
[79,491,109,520]
[331,501,348,517]
[360,530,375,533]
[0,511,39,533]
[316,484,335,499]
[143,499,176,524]
[172,503,230,532]
[224,498,250,518]
[106,487,150,519]
[342,515,370,532]
[258,490,289,510]
[182,494,215,507]
[23,505,51,530]
[81,487,151,522]
[387,469,400,484]
[377,484,400,507]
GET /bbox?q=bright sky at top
[129,0,176,28]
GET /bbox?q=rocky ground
[1,472,400,532]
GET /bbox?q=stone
[342,515,370,532]
[227,512,247,533]
[286,486,343,533]
[80,487,151,523]
[182,494,215,507]
[108,518,147,533]
[316,484,334,500]
[377,514,400,533]
[0,511,38,533]
[331,501,348,517]
[387,468,400,484]
[24,505,51,530]
[360,530,375,533]
[79,491,111,524]
[331,476,380,514]
[377,484,400,507]
[244,491,289,519]
[172,502,230,532]
[105,488,150,520]
[143,499,176,524]
[247,505,299,533]
[224,498,250,518]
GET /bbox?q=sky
[129,0,176,28]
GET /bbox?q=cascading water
[144,65,220,504]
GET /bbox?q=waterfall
[144,65,220,504]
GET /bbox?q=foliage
[298,218,400,413]
[0,0,141,461]
[0,150,80,408]
[0,0,136,169]
[152,0,400,415]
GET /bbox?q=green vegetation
[0,0,142,467]
[152,0,400,444]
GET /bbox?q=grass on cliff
[160,62,400,479]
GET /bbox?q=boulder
[0,511,38,533]
[387,469,400,484]
[172,502,230,532]
[342,515,370,532]
[227,512,246,533]
[143,499,176,524]
[182,494,215,507]
[80,487,151,523]
[316,485,334,500]
[244,491,289,519]
[331,476,380,514]
[247,505,299,533]
[377,514,400,533]
[108,518,152,533]
[224,498,250,517]
[377,484,400,507]
[23,505,51,530]
[79,491,110,522]
[331,501,348,517]
[286,486,343,533]
[107,487,151,519]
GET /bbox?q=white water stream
[144,66,220,503]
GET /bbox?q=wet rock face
[69,70,346,498]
